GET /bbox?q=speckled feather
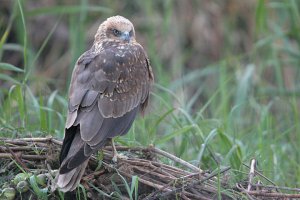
[55,16,153,192]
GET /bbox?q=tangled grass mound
[0,137,299,200]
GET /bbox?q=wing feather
[81,90,99,107]
[65,111,77,129]
[88,106,138,146]
[80,105,104,142]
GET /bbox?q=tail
[52,126,91,192]
[53,125,107,192]
[55,158,89,192]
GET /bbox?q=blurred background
[0,0,299,187]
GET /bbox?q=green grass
[0,0,300,198]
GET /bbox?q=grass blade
[0,62,24,72]
[156,125,195,145]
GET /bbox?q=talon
[112,153,127,163]
[112,154,118,163]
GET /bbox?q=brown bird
[55,15,153,192]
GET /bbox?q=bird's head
[95,15,136,43]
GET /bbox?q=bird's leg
[111,138,120,163]
[111,138,127,163]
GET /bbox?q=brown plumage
[54,16,153,192]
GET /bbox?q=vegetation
[0,0,299,199]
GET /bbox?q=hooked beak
[121,31,131,42]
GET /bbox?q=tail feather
[55,159,89,192]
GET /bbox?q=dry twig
[1,137,300,200]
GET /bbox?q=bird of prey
[55,15,154,192]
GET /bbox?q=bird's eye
[129,30,133,37]
[113,29,121,36]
